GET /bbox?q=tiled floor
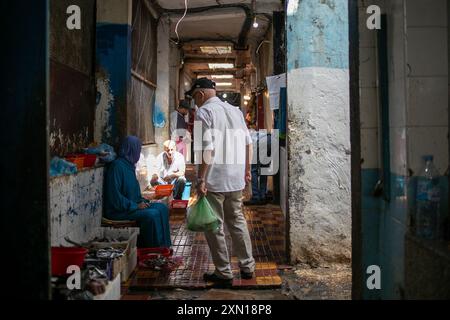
[122,204,286,294]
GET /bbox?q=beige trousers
[205,191,256,279]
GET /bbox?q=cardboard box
[121,246,137,283]
[91,227,140,255]
[93,274,121,300]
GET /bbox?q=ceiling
[153,0,283,93]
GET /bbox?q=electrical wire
[175,0,189,44]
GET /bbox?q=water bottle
[415,155,441,240]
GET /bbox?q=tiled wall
[405,0,448,175]
[403,0,449,242]
[359,0,449,299]
[50,167,104,246]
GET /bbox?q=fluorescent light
[253,17,259,28]
[208,63,234,69]
[200,46,232,54]
[211,75,234,79]
[243,95,251,101]
[215,82,233,86]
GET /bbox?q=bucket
[137,247,173,263]
[182,182,192,200]
[82,154,97,167]
[51,247,88,276]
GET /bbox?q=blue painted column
[286,0,352,264]
[95,0,132,147]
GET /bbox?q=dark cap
[185,78,216,98]
[178,99,191,109]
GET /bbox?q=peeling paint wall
[154,16,171,147]
[50,167,104,246]
[49,0,96,156]
[95,0,132,147]
[287,0,351,264]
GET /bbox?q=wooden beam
[131,70,157,88]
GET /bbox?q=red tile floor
[121,204,286,295]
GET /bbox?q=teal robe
[104,157,172,248]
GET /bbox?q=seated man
[151,140,186,199]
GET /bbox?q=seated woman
[104,136,172,248]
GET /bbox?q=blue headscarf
[119,136,142,165]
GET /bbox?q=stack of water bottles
[415,155,441,240]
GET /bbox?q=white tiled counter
[50,166,105,246]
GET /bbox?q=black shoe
[203,272,233,288]
[240,270,254,280]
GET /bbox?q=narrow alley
[1,0,449,304]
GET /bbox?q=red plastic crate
[82,154,97,167]
[155,184,174,197]
[170,200,189,209]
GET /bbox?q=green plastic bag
[187,196,221,233]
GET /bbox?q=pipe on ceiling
[150,1,254,50]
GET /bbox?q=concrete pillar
[95,0,132,147]
[154,16,171,149]
[286,0,351,264]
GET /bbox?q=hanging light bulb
[222,93,228,99]
[253,16,259,28]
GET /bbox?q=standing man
[245,124,271,205]
[170,100,191,159]
[186,78,255,287]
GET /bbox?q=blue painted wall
[363,169,449,299]
[361,169,381,299]
[287,0,349,70]
[96,23,132,146]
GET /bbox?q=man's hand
[196,179,207,196]
[138,202,150,209]
[151,174,159,183]
[163,175,172,183]
[245,170,252,184]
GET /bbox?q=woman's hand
[138,202,150,209]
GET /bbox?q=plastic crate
[82,154,97,167]
[170,199,189,209]
[155,184,174,197]
[65,155,84,170]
